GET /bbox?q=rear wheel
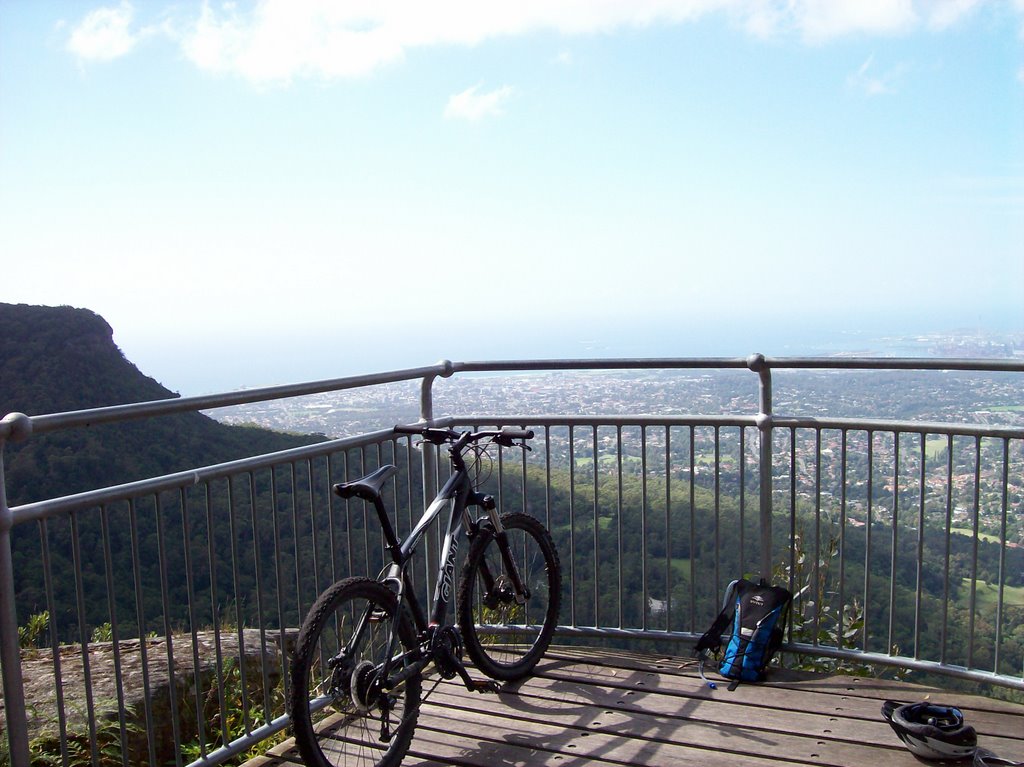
[289,577,420,767]
[457,513,561,681]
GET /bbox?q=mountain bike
[288,425,562,767]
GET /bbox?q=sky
[2,1,1023,394]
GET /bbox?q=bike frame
[344,435,523,691]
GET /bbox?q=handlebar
[394,424,534,448]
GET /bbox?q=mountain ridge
[0,302,322,505]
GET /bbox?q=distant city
[209,329,1024,439]
[208,329,1024,544]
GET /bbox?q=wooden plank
[534,651,1024,740]
[546,645,1024,714]
[423,678,924,767]
[240,646,1024,767]
[409,697,803,767]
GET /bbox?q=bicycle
[288,425,562,767]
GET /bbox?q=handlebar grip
[394,424,426,434]
[499,427,534,441]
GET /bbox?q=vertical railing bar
[128,497,158,767]
[270,463,288,718]
[311,454,323,610]
[568,425,577,627]
[812,429,822,648]
[616,424,624,630]
[887,432,900,656]
[517,427,530,627]
[967,437,981,668]
[321,454,333,593]
[864,430,873,653]
[99,502,130,765]
[376,440,387,571]
[69,508,100,765]
[342,451,354,587]
[389,438,401,571]
[180,486,207,759]
[941,434,954,665]
[739,426,747,577]
[914,433,926,660]
[592,425,600,629]
[713,425,720,594]
[226,477,252,739]
[837,430,848,653]
[406,435,417,547]
[640,424,649,631]
[544,425,553,533]
[155,492,184,767]
[789,427,797,600]
[520,424,528,518]
[38,517,71,767]
[289,462,303,622]
[497,423,505,515]
[752,356,773,579]
[206,481,229,755]
[426,437,443,602]
[248,470,272,726]
[0,443,30,767]
[688,426,696,632]
[359,446,371,581]
[664,425,671,633]
[994,439,1010,674]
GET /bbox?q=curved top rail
[0,361,452,442]
[451,357,752,374]
[762,356,1024,372]
[5,355,1022,443]
[452,356,1024,375]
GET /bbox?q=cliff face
[0,303,174,415]
[0,303,319,505]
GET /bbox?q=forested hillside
[0,303,320,505]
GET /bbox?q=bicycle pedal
[467,679,502,694]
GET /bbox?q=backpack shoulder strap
[693,579,741,656]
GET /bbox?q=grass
[925,436,948,461]
[960,579,1024,609]
[950,526,1004,544]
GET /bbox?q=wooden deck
[246,646,1024,766]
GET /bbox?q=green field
[960,579,1024,609]
[950,527,1004,545]
[925,436,948,461]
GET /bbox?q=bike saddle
[333,465,398,501]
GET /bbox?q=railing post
[747,355,774,578]
[0,413,32,767]
[417,361,455,506]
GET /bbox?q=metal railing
[1,355,1021,767]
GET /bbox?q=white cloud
[926,0,983,30]
[444,84,514,121]
[66,1,140,61]
[785,0,918,43]
[847,53,906,95]
[181,1,406,82]
[66,1,1024,80]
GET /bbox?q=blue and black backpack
[693,578,792,690]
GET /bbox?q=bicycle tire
[457,512,561,681]
[289,577,421,767]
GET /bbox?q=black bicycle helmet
[882,700,978,760]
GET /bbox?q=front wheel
[289,577,421,767]
[457,512,561,681]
